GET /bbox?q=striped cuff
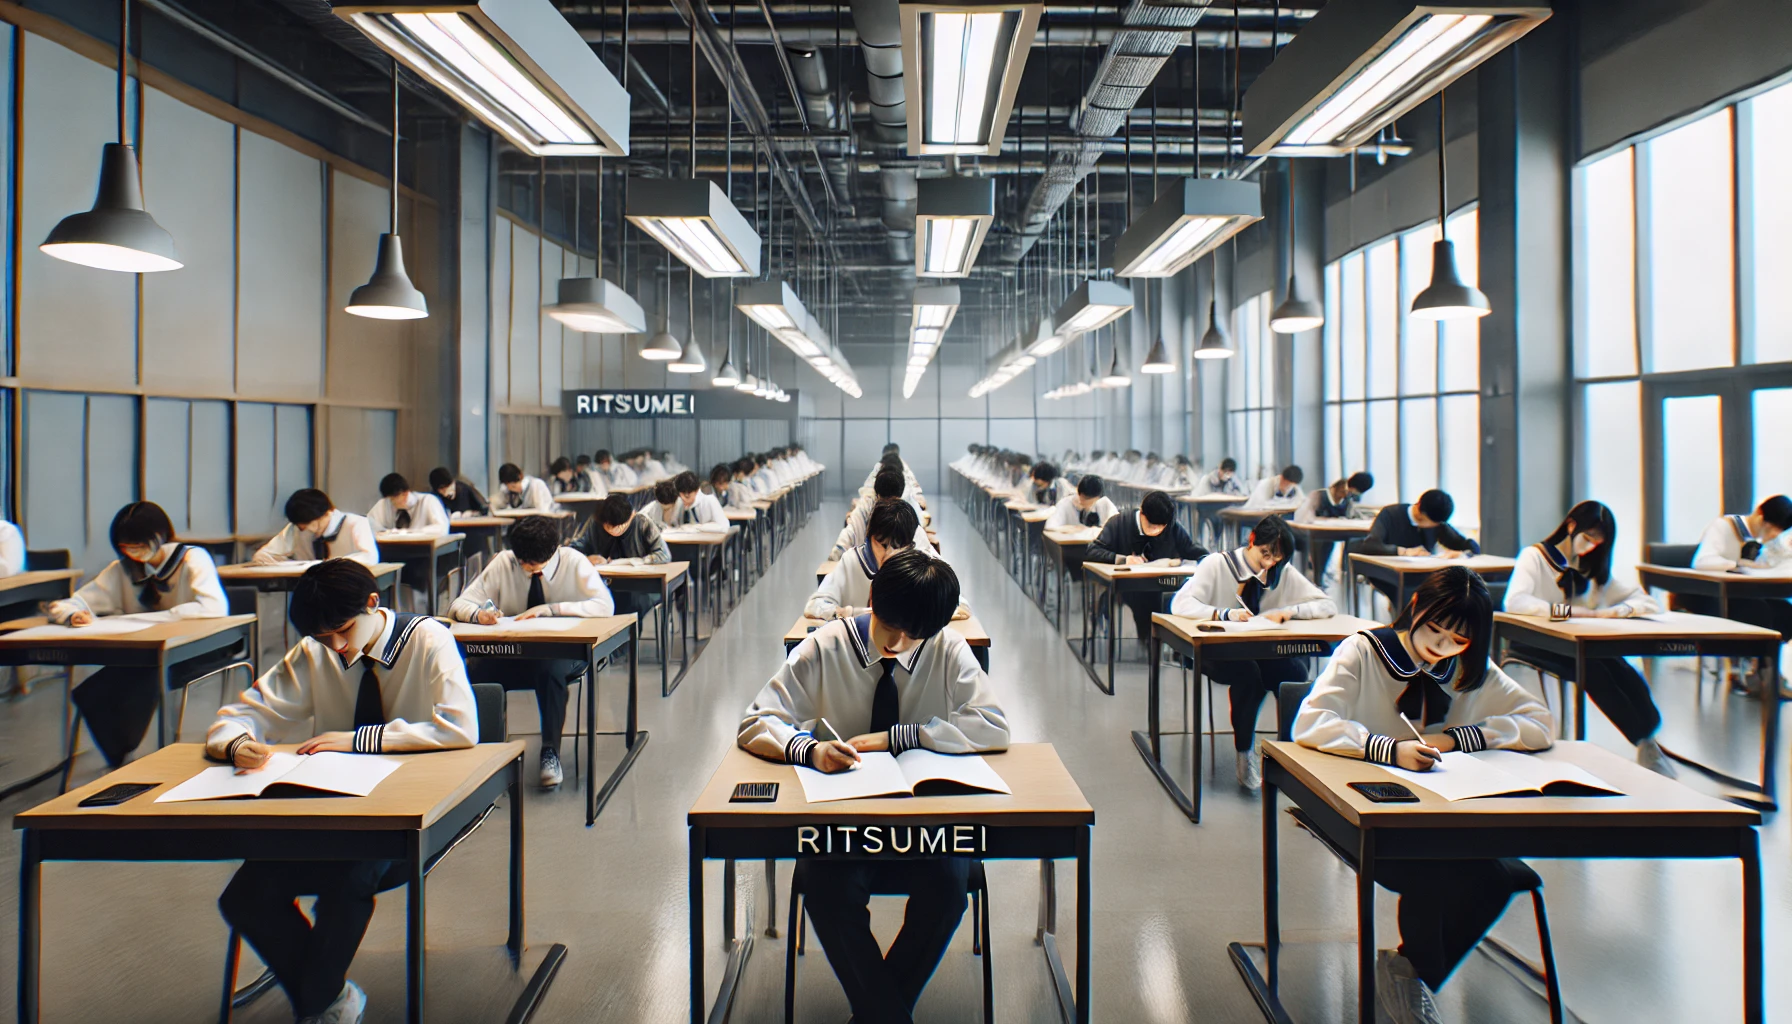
[353,724,384,754]
[1550,603,1572,621]
[220,734,249,764]
[786,733,818,768]
[888,724,923,756]
[1446,725,1487,753]
[1365,733,1398,765]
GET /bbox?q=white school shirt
[603,463,637,487]
[450,547,614,620]
[493,476,555,513]
[254,511,381,565]
[0,519,23,578]
[664,491,731,533]
[807,542,967,620]
[206,608,477,758]
[1244,477,1304,510]
[739,614,1008,764]
[1194,471,1245,497]
[1170,548,1337,621]
[1293,628,1554,765]
[831,501,938,560]
[709,482,756,511]
[552,472,608,500]
[50,542,228,622]
[367,493,450,536]
[1504,543,1661,619]
[1044,494,1119,530]
[1692,514,1792,571]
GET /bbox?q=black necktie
[1395,675,1454,728]
[312,536,331,560]
[682,508,695,525]
[353,664,385,728]
[395,507,411,530]
[1238,578,1265,615]
[870,658,900,733]
[1081,510,1100,528]
[527,571,546,610]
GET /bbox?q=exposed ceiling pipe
[580,24,1279,45]
[786,47,854,208]
[565,3,1313,17]
[844,0,914,264]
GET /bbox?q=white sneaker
[302,981,366,1024]
[1635,738,1678,779]
[1375,950,1443,1024]
[1236,749,1261,791]
[539,749,564,788]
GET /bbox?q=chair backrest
[471,682,506,744]
[224,585,258,617]
[1645,542,1697,568]
[25,549,70,571]
[1277,681,1314,742]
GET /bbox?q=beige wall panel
[236,129,325,401]
[508,227,541,406]
[140,87,235,395]
[327,170,407,405]
[540,243,564,402]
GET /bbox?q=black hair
[379,472,410,499]
[1248,515,1296,561]
[1140,491,1175,526]
[284,488,335,525]
[1033,461,1059,483]
[674,471,701,494]
[597,494,635,527]
[109,501,176,557]
[1220,458,1237,473]
[1392,565,1494,691]
[498,463,524,485]
[594,449,613,463]
[1417,489,1455,524]
[653,480,678,506]
[289,559,379,636]
[882,443,900,455]
[575,454,591,467]
[879,453,903,472]
[871,469,905,499]
[1077,475,1104,499]
[734,457,755,475]
[1347,471,1374,494]
[1542,500,1618,591]
[506,515,562,564]
[868,548,959,640]
[549,456,572,475]
[708,463,733,488]
[866,498,920,549]
[428,467,454,491]
[1280,464,1304,485]
[1759,495,1792,531]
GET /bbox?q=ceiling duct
[786,46,854,205]
[848,0,908,145]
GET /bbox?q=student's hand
[516,606,552,620]
[296,731,356,755]
[1394,739,1442,771]
[232,740,272,773]
[1591,607,1624,619]
[588,555,609,565]
[1264,609,1294,623]
[951,606,971,621]
[1124,555,1146,565]
[1436,548,1466,561]
[847,732,891,753]
[1397,546,1430,557]
[1229,609,1255,622]
[475,609,500,626]
[1421,732,1458,752]
[67,611,94,627]
[812,740,862,773]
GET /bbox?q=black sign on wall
[563,389,799,421]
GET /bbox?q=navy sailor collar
[131,542,189,584]
[334,608,429,670]
[845,613,927,672]
[1221,547,1285,588]
[1359,626,1456,686]
[852,539,880,579]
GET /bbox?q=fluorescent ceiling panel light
[915,177,994,278]
[738,279,822,355]
[544,276,646,334]
[627,179,761,278]
[338,1,630,157]
[1242,0,1549,157]
[900,0,1040,156]
[1114,178,1262,279]
[1022,317,1065,357]
[1052,279,1134,336]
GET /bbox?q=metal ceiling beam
[581,24,1281,45]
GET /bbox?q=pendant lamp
[1269,162,1324,333]
[668,335,707,373]
[642,326,683,360]
[711,354,740,388]
[347,63,428,319]
[1410,92,1490,322]
[546,164,646,334]
[1194,254,1233,359]
[1139,281,1175,373]
[1100,335,1132,388]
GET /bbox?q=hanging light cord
[389,62,400,234]
[1437,90,1449,240]
[118,0,130,147]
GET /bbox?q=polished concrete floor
[1,494,1788,1023]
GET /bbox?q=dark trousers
[1308,539,1337,578]
[219,859,408,1017]
[800,858,972,1024]
[466,657,585,753]
[1679,595,1792,642]
[1119,589,1173,644]
[1204,657,1310,751]
[71,647,239,766]
[612,590,663,619]
[1517,649,1660,744]
[1373,858,1531,990]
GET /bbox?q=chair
[173,586,262,742]
[218,683,509,1022]
[1273,682,1564,1024]
[784,859,991,1024]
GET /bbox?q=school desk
[1176,493,1245,548]
[662,528,739,640]
[611,484,652,511]
[1079,561,1199,695]
[1346,553,1517,618]
[1635,563,1792,618]
[1286,518,1375,580]
[781,614,992,672]
[219,560,403,610]
[597,562,692,697]
[1042,527,1099,634]
[1218,505,1300,550]
[374,532,466,616]
[0,569,82,619]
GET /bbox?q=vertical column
[458,124,494,483]
[1283,160,1325,480]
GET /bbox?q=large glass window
[1643,110,1735,372]
[1227,292,1277,479]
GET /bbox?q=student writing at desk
[1044,474,1118,532]
[254,490,380,565]
[1292,567,1553,1024]
[548,455,601,497]
[428,466,489,518]
[1017,460,1069,506]
[1686,495,1792,696]
[663,471,731,532]
[1294,471,1374,585]
[366,473,449,536]
[594,449,633,488]
[832,469,937,562]
[1169,516,1336,790]
[808,500,968,621]
[638,480,682,526]
[1194,457,1246,497]
[208,559,477,1024]
[1503,501,1675,775]
[494,462,555,513]
[706,462,755,511]
[573,495,671,619]
[50,501,229,766]
[1356,489,1479,607]
[1243,464,1304,509]
[450,515,612,789]
[739,549,1007,1024]
[1086,491,1207,643]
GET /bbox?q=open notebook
[155,752,402,803]
[794,749,1012,804]
[1193,618,1288,634]
[1379,749,1624,801]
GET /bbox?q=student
[732,457,760,497]
[1195,457,1247,497]
[707,462,755,512]
[1687,495,1792,694]
[642,450,670,483]
[428,467,490,518]
[367,473,449,536]
[1167,455,1202,491]
[1086,491,1207,641]
[0,517,23,578]
[547,456,600,498]
[739,549,1006,1024]
[639,480,681,526]
[595,449,633,488]
[1356,489,1479,607]
[1503,501,1672,774]
[808,500,966,621]
[1293,567,1553,1024]
[451,515,614,788]
[255,489,380,565]
[49,501,229,766]
[666,471,730,533]
[574,454,596,487]
[1045,475,1120,531]
[833,470,935,561]
[1295,471,1375,582]
[210,559,477,1024]
[1021,461,1069,506]
[571,496,671,622]
[1244,464,1305,509]
[494,463,555,513]
[1171,516,1336,788]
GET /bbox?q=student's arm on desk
[164,547,229,619]
[251,525,297,565]
[343,516,382,564]
[1436,523,1480,555]
[804,564,850,619]
[903,638,1010,755]
[448,556,502,622]
[1292,635,1415,766]
[1085,520,1128,565]
[738,639,852,769]
[1353,507,1400,556]
[555,556,616,618]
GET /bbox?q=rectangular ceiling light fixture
[903,285,961,398]
[1243,0,1550,156]
[1114,178,1262,279]
[736,279,822,356]
[627,179,762,278]
[916,177,995,278]
[900,0,1041,156]
[1053,279,1134,338]
[336,0,630,157]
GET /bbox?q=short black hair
[549,456,572,475]
[284,488,334,525]
[1033,461,1059,483]
[1347,472,1374,494]
[1760,495,1792,531]
[879,453,903,472]
[1393,565,1495,692]
[874,469,907,499]
[674,470,700,494]
[1280,465,1304,485]
[882,443,900,455]
[575,454,591,467]
[594,449,613,463]
[869,548,959,640]
[109,501,176,557]
[597,494,635,526]
[708,463,733,488]
[1077,475,1104,499]
[1141,491,1175,526]
[653,480,678,506]
[867,498,920,549]
[1220,458,1237,473]
[379,472,410,498]
[1249,515,1296,560]
[289,559,379,636]
[734,458,754,475]
[1417,489,1455,523]
[498,463,524,485]
[428,467,454,491]
[506,515,561,564]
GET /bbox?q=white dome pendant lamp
[346,61,427,319]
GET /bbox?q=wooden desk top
[662,528,737,545]
[1043,527,1099,545]
[596,561,690,581]
[1084,561,1197,580]
[0,614,258,651]
[220,561,403,580]
[782,615,991,647]
[751,501,774,511]
[1021,510,1053,524]
[689,743,1091,828]
[492,508,572,519]
[610,485,651,495]
[1221,505,1298,521]
[724,509,758,521]
[0,569,82,593]
[1493,610,1781,643]
[1152,613,1384,646]
[1177,493,1245,505]
[374,532,466,548]
[14,741,526,832]
[551,493,606,504]
[817,560,838,578]
[449,614,635,644]
[447,516,510,529]
[1636,563,1792,584]
[1349,553,1518,574]
[1003,500,1038,512]
[1289,518,1376,535]
[1263,740,1757,830]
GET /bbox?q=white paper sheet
[1194,618,1290,634]
[7,613,177,640]
[1381,750,1623,801]
[237,560,320,572]
[454,616,591,634]
[156,752,401,802]
[895,748,1013,795]
[1472,749,1622,795]
[793,749,1011,803]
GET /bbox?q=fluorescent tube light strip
[1285,14,1490,147]
[1131,217,1230,277]
[923,218,976,275]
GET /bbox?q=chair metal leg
[1530,890,1564,1024]
[219,929,278,1024]
[176,661,256,743]
[980,882,994,1024]
[764,859,779,938]
[971,889,983,955]
[785,888,802,1024]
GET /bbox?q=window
[1227,292,1277,479]
[1745,84,1792,364]
[1754,388,1792,505]
[1642,110,1735,372]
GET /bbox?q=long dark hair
[1541,500,1617,591]
[1391,566,1493,691]
[109,501,176,559]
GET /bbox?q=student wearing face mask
[1294,567,1553,1024]
[1171,516,1337,789]
[1503,501,1672,775]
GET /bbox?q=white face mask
[1570,533,1601,559]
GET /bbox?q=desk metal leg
[407,833,426,1024]
[18,829,39,1024]
[1742,826,1763,1024]
[1228,781,1291,1024]
[689,828,704,1024]
[587,626,649,826]
[1105,584,1118,696]
[427,554,439,617]
[658,589,672,697]
[508,755,525,958]
[1132,636,1202,821]
[1076,827,1091,1024]
[1356,830,1377,1024]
